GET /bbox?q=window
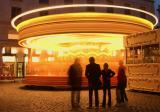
[106,8,113,13]
[140,6,146,18]
[2,48,5,54]
[87,0,94,4]
[32,57,40,62]
[86,7,95,12]
[35,50,41,55]
[5,47,11,54]
[39,11,49,16]
[48,57,55,62]
[124,4,131,15]
[12,0,23,2]
[2,56,16,62]
[86,0,95,12]
[106,0,114,13]
[11,47,18,54]
[39,0,49,4]
[64,0,73,4]
[11,7,22,18]
[107,0,113,4]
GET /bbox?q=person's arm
[68,66,72,76]
[85,65,89,79]
[80,65,83,76]
[110,69,115,78]
[97,64,101,78]
[67,65,72,85]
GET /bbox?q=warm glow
[11,4,157,78]
[32,57,40,62]
[11,47,18,54]
[8,34,19,39]
[11,4,158,30]
[19,33,124,52]
[35,50,41,54]
[2,56,16,62]
[2,48,5,54]
[25,57,28,62]
[47,57,55,62]
[23,48,28,54]
[47,50,53,55]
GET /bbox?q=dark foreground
[0,81,160,112]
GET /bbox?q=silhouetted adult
[117,60,128,104]
[102,63,115,107]
[85,57,101,108]
[68,58,82,108]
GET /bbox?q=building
[154,0,160,27]
[0,0,159,90]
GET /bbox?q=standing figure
[117,60,128,104]
[68,58,82,108]
[102,63,115,107]
[85,57,101,108]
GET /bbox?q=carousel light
[11,4,158,30]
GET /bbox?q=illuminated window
[39,11,48,16]
[112,51,116,56]
[2,56,16,62]
[47,50,53,55]
[11,47,18,54]
[2,48,5,54]
[48,57,55,62]
[8,34,19,39]
[32,57,40,62]
[64,0,73,4]
[58,51,64,57]
[39,0,49,4]
[35,50,41,54]
[122,52,125,57]
[11,7,22,18]
[24,48,28,54]
[25,57,28,62]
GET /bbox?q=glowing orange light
[32,57,40,62]
[47,57,55,62]
[11,47,18,54]
[19,33,125,51]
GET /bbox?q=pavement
[0,81,160,112]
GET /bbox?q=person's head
[119,60,124,66]
[103,63,109,70]
[74,58,80,64]
[89,57,95,64]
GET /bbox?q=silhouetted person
[85,57,101,108]
[68,58,82,108]
[102,63,115,107]
[117,60,128,104]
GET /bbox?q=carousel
[11,4,158,87]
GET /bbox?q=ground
[0,81,160,112]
